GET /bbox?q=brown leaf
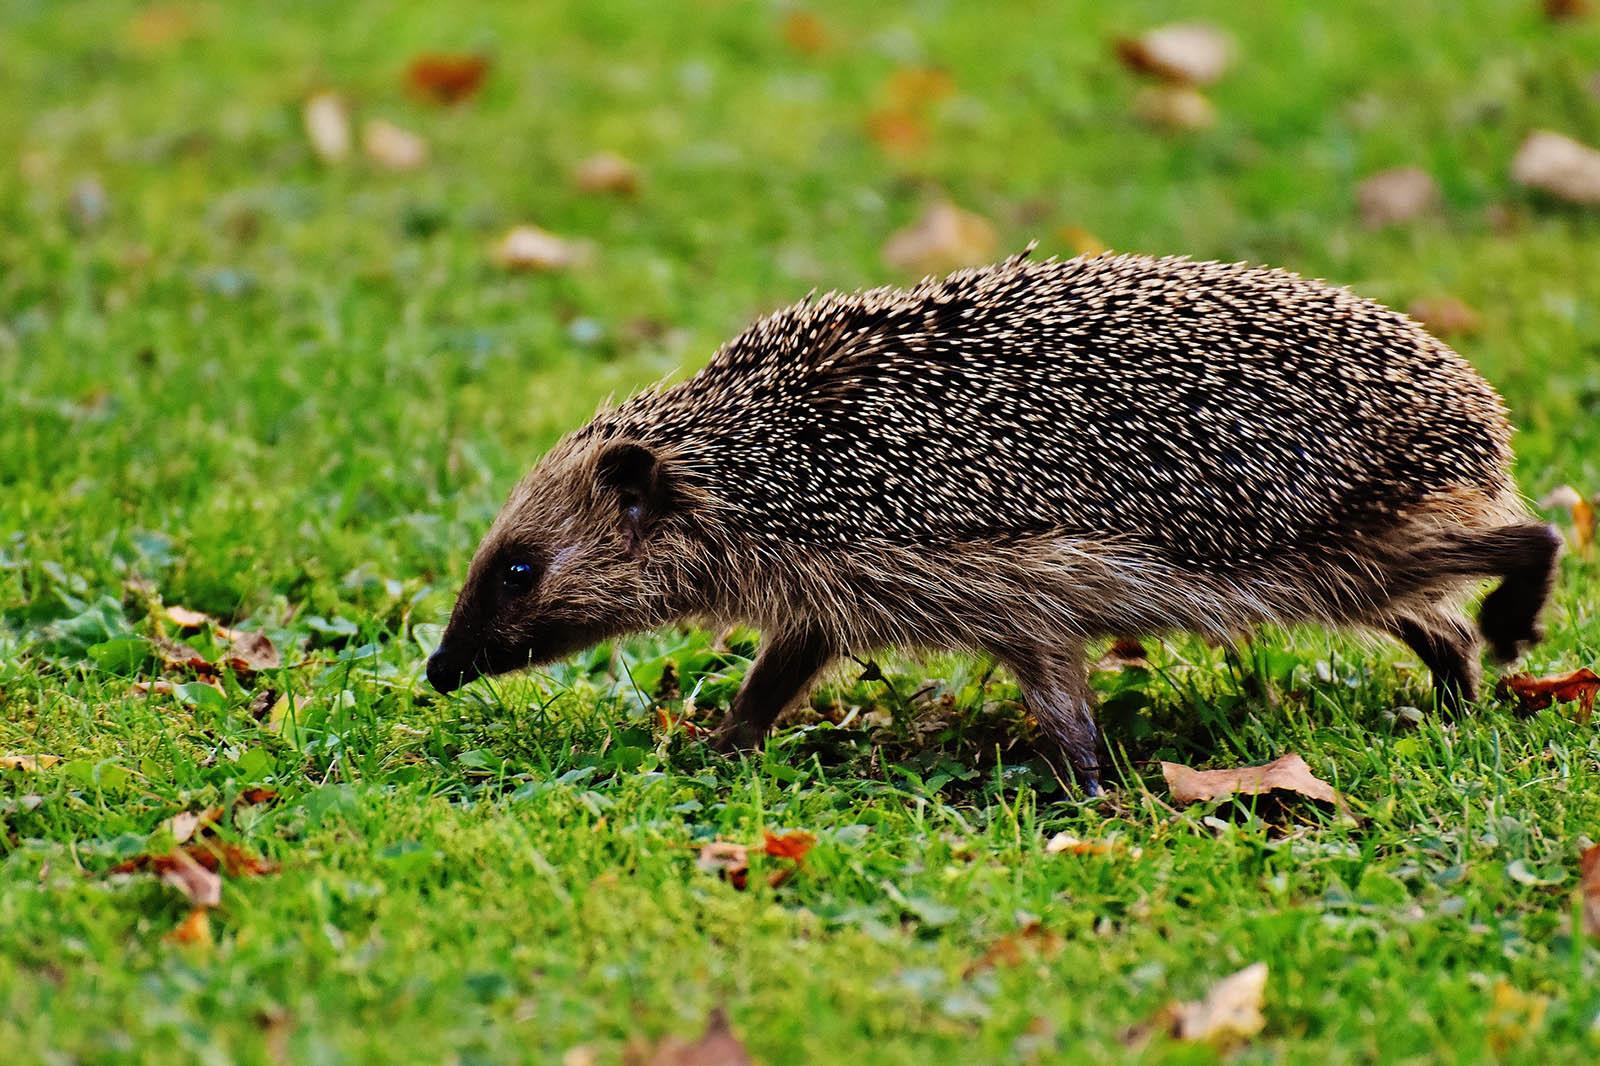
[864,108,928,159]
[781,10,830,54]
[1498,669,1600,722]
[1170,963,1268,1046]
[1577,495,1597,552]
[491,225,591,272]
[761,830,815,862]
[0,754,61,772]
[405,53,490,105]
[1357,166,1439,227]
[154,848,223,907]
[1511,130,1600,205]
[239,787,279,806]
[167,907,212,946]
[204,840,279,878]
[1544,0,1592,19]
[1161,753,1338,805]
[303,92,351,164]
[1131,85,1217,131]
[362,119,428,172]
[1407,296,1481,337]
[165,605,216,630]
[167,806,224,845]
[1580,845,1600,937]
[573,152,639,196]
[221,630,280,675]
[132,680,178,697]
[696,841,750,890]
[1044,833,1112,855]
[626,1008,754,1066]
[865,67,955,160]
[1116,22,1233,86]
[963,922,1063,977]
[882,201,998,275]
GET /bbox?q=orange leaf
[405,53,490,105]
[1161,753,1338,805]
[165,605,216,630]
[1499,669,1600,722]
[696,841,750,891]
[238,787,279,806]
[167,907,212,945]
[864,108,927,159]
[761,830,815,861]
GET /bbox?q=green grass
[3,1,1600,1063]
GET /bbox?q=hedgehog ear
[595,441,672,554]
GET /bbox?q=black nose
[426,648,465,693]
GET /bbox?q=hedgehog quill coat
[428,252,1560,794]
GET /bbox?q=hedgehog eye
[501,561,536,597]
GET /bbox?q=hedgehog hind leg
[997,640,1103,797]
[1471,523,1563,662]
[1386,608,1481,714]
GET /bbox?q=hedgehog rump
[430,251,1561,795]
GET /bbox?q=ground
[2,1,1600,1063]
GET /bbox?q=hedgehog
[426,250,1561,795]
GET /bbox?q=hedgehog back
[589,254,1513,570]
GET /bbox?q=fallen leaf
[865,67,956,159]
[1407,296,1481,337]
[696,841,750,890]
[625,1008,753,1066]
[1170,963,1268,1046]
[166,605,216,630]
[1511,130,1600,205]
[303,92,351,164]
[1544,0,1592,18]
[865,108,928,158]
[239,787,279,806]
[1357,166,1439,227]
[882,200,998,275]
[167,907,212,945]
[491,225,591,271]
[1059,225,1110,257]
[1161,753,1337,805]
[1580,845,1600,937]
[205,840,278,878]
[221,630,280,675]
[0,754,62,772]
[362,119,428,171]
[781,9,829,54]
[963,922,1063,977]
[132,680,178,697]
[1116,22,1233,86]
[761,830,815,861]
[1498,669,1600,722]
[1044,833,1111,855]
[167,806,224,845]
[573,151,638,195]
[155,848,223,907]
[1577,495,1597,552]
[405,53,490,105]
[1132,85,1217,131]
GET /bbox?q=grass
[2,1,1600,1062]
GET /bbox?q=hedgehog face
[426,439,675,694]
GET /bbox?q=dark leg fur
[712,625,835,752]
[1468,524,1563,662]
[995,640,1103,797]
[1388,612,1480,714]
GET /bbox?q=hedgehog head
[426,435,682,693]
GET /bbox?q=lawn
[3,1,1600,1063]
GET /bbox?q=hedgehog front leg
[711,625,835,752]
[1001,641,1104,797]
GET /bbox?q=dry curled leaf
[1407,295,1481,337]
[1044,833,1112,855]
[1116,22,1233,86]
[626,1008,753,1066]
[1497,669,1600,722]
[492,225,591,272]
[405,53,490,105]
[573,151,638,195]
[696,841,750,890]
[761,830,815,862]
[167,806,224,845]
[221,630,279,675]
[166,605,216,630]
[1357,166,1438,227]
[362,119,428,171]
[1511,130,1600,205]
[151,848,223,907]
[1580,845,1600,937]
[1161,753,1337,805]
[1132,85,1217,131]
[1171,963,1268,1046]
[1,754,61,772]
[303,92,351,164]
[882,200,998,275]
